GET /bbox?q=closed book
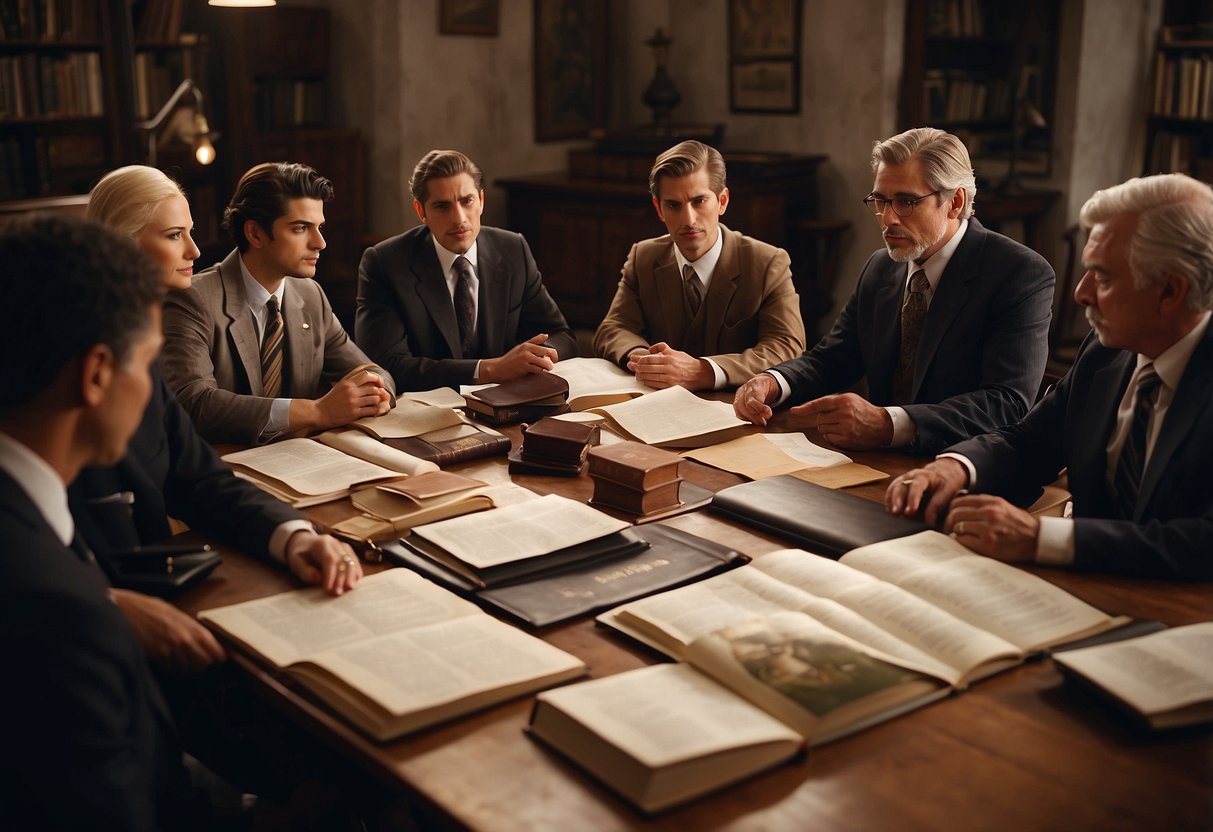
[590,476,683,516]
[507,446,584,477]
[465,372,570,408]
[710,475,930,558]
[587,441,682,490]
[383,524,747,628]
[382,423,511,467]
[465,400,570,426]
[520,417,597,465]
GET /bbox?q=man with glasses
[734,127,1055,454]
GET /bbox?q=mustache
[1085,308,1105,329]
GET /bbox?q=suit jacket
[950,329,1213,580]
[355,225,577,390]
[593,225,807,386]
[0,471,189,831]
[162,249,393,445]
[771,218,1055,454]
[68,362,305,569]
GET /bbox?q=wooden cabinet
[499,151,829,331]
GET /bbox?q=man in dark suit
[356,149,577,390]
[593,140,806,390]
[888,173,1213,580]
[734,128,1055,454]
[0,215,195,829]
[163,162,394,444]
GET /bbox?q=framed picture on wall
[438,0,500,36]
[728,0,801,114]
[533,0,609,142]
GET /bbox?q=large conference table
[178,409,1213,832]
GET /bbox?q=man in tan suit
[593,141,805,390]
[163,162,394,444]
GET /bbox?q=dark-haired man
[356,149,577,390]
[0,215,195,829]
[163,161,394,444]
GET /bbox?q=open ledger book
[555,531,1127,810]
[198,569,586,742]
[585,385,749,449]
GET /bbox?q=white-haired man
[888,173,1213,580]
[734,127,1055,454]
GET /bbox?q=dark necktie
[260,295,284,398]
[891,269,930,404]
[453,255,477,357]
[1112,365,1162,519]
[682,263,704,317]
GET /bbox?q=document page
[591,386,746,446]
[411,493,630,569]
[222,438,401,496]
[550,357,651,409]
[314,429,439,476]
[351,399,465,438]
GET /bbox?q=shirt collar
[675,226,725,285]
[0,432,73,546]
[907,218,968,291]
[431,234,479,278]
[1137,310,1212,392]
[239,254,284,309]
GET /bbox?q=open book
[198,569,587,742]
[329,471,496,544]
[549,356,651,410]
[683,433,888,489]
[348,401,511,467]
[1053,622,1213,730]
[586,386,750,449]
[221,432,438,507]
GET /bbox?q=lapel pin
[302,322,310,330]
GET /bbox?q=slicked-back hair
[409,150,484,205]
[87,165,186,239]
[0,215,163,407]
[1080,173,1213,311]
[223,162,334,252]
[648,141,727,200]
[871,127,977,219]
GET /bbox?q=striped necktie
[260,295,284,398]
[1112,365,1162,519]
[453,255,477,357]
[682,263,704,316]
[891,269,930,404]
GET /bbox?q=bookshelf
[205,4,364,328]
[1143,24,1213,184]
[900,0,1060,188]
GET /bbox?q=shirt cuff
[769,370,792,406]
[259,398,292,442]
[705,358,727,391]
[472,360,483,383]
[936,452,977,489]
[886,406,917,447]
[269,519,318,564]
[1035,516,1076,566]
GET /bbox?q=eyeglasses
[862,190,945,218]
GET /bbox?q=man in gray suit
[734,128,1055,455]
[163,162,394,444]
[356,149,577,391]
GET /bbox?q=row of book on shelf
[1152,50,1213,121]
[922,69,1014,124]
[0,131,102,200]
[0,0,98,42]
[197,356,1212,815]
[0,50,102,118]
[1146,130,1213,182]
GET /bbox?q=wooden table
[179,413,1213,832]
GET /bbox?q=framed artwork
[439,0,500,36]
[728,0,801,114]
[533,0,609,142]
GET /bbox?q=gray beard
[885,222,947,264]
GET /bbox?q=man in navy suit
[734,128,1055,454]
[356,149,577,390]
[889,173,1213,580]
[0,216,194,830]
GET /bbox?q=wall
[314,0,1161,326]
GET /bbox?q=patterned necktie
[1112,365,1162,519]
[453,255,477,357]
[260,295,284,398]
[682,263,704,317]
[891,269,930,404]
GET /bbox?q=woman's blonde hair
[87,165,186,239]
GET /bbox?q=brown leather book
[382,427,510,467]
[465,372,570,408]
[520,417,598,466]
[587,441,682,490]
[590,476,683,516]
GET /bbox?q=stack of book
[508,417,598,476]
[463,372,570,425]
[588,442,684,518]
